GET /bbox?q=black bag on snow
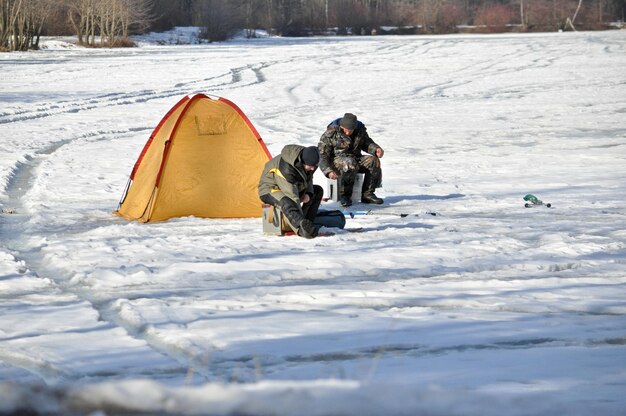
[313,209,346,229]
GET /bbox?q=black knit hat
[301,146,320,166]
[339,113,357,130]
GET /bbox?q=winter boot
[361,170,383,204]
[339,196,352,207]
[361,192,384,204]
[298,219,319,239]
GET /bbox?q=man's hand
[376,147,384,158]
[301,193,311,204]
[327,171,338,180]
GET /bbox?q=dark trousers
[337,155,382,197]
[260,185,323,227]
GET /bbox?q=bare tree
[240,0,266,37]
[105,0,152,45]
[274,0,304,35]
[0,0,23,50]
[196,0,241,42]
[474,3,515,32]
[566,0,584,29]
[1,0,57,51]
[415,0,447,33]
[66,0,93,46]
[66,0,151,47]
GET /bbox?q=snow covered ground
[1,30,625,415]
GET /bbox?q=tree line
[2,0,624,51]
[1,0,151,50]
[150,0,625,39]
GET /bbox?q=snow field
[0,29,625,414]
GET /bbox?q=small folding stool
[262,204,293,235]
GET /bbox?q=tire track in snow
[409,41,559,99]
[0,62,273,125]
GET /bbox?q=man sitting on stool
[318,113,384,207]
[258,145,323,239]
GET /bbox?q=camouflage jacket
[258,144,315,204]
[318,119,380,177]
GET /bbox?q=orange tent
[114,94,271,222]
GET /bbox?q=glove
[298,219,318,239]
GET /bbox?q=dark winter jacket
[258,144,315,204]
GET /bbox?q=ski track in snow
[0,63,272,125]
[0,31,626,413]
[0,138,189,384]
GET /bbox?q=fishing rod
[342,210,438,218]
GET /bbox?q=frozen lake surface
[0,30,625,415]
